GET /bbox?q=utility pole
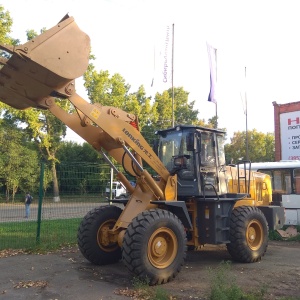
[171,23,175,127]
[215,48,218,128]
[245,66,249,161]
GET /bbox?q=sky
[1,0,300,144]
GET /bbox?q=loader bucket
[0,14,90,110]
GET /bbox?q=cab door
[216,133,228,194]
[199,131,227,195]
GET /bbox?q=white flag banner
[162,25,171,84]
[152,25,172,89]
[207,43,217,103]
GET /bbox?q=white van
[105,181,127,199]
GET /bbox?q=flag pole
[171,23,175,127]
[207,43,218,128]
[215,48,218,128]
[245,66,249,160]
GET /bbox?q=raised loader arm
[0,15,177,229]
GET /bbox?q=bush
[209,261,268,300]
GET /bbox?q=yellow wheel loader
[0,15,285,285]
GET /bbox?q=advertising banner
[280,111,300,160]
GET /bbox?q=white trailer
[246,161,300,225]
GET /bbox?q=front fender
[151,201,193,229]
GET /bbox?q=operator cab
[155,125,227,199]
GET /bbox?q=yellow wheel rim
[97,219,118,252]
[148,227,178,269]
[246,219,263,250]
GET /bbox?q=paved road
[1,241,300,300]
[0,247,129,300]
[0,202,121,223]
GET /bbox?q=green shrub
[209,261,268,300]
[131,277,170,300]
[269,226,300,242]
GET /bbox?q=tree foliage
[0,6,19,112]
[1,4,278,200]
[225,130,275,164]
[0,120,39,201]
[56,141,102,163]
[152,87,199,130]
[83,64,200,145]
[0,22,71,201]
[0,5,18,45]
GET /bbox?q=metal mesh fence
[0,161,123,250]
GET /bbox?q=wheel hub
[152,237,167,257]
[148,227,178,269]
[97,219,118,251]
[248,227,256,242]
[246,219,263,250]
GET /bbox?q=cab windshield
[158,130,194,174]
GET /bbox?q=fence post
[109,167,114,204]
[36,161,45,244]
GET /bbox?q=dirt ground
[0,240,300,300]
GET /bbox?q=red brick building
[273,101,300,161]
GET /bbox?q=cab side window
[294,169,300,195]
[273,170,291,194]
[200,132,215,166]
[259,169,291,194]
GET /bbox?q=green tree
[84,65,159,144]
[56,141,102,163]
[6,100,70,202]
[135,86,159,144]
[84,66,131,109]
[0,120,39,202]
[84,65,208,147]
[1,26,73,202]
[153,90,173,128]
[153,87,199,130]
[0,8,41,201]
[208,115,218,129]
[225,130,275,164]
[0,5,18,45]
[264,132,275,162]
[173,87,198,125]
[0,5,20,112]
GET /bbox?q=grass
[0,218,81,251]
[129,262,300,300]
[130,277,171,300]
[1,218,300,299]
[208,261,268,300]
[89,221,299,299]
[207,261,300,300]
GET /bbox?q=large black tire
[78,205,122,265]
[226,206,269,263]
[122,208,187,285]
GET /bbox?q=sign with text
[280,111,300,160]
